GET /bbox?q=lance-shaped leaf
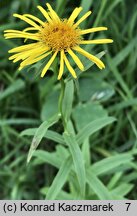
[27,114,60,163]
[63,132,86,197]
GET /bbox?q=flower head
[4,3,113,79]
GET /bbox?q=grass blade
[0,79,25,101]
[0,119,39,126]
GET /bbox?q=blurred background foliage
[0,0,137,199]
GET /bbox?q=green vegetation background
[0,0,137,199]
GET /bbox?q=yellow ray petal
[64,54,77,78]
[37,6,52,23]
[73,46,105,69]
[24,14,45,26]
[12,47,49,63]
[5,29,38,38]
[9,44,48,59]
[58,50,64,80]
[68,48,84,71]
[9,52,27,61]
[13,14,41,30]
[67,7,82,25]
[19,49,49,66]
[73,11,92,28]
[41,51,58,77]
[46,3,60,22]
[25,51,51,65]
[23,27,37,32]
[80,39,113,44]
[4,29,27,33]
[9,46,44,61]
[19,51,52,69]
[80,27,108,35]
[8,43,41,53]
[4,29,38,35]
[9,53,22,61]
[13,53,31,62]
[5,35,39,41]
[4,32,39,41]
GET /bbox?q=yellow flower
[4,3,113,79]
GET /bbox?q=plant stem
[58,78,66,128]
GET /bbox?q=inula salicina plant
[1,0,137,200]
[4,3,113,77]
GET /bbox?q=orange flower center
[39,20,82,51]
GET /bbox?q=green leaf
[76,117,116,145]
[27,114,60,163]
[72,102,108,131]
[82,138,90,167]
[0,79,25,101]
[20,128,65,145]
[63,132,86,197]
[56,145,69,161]
[111,183,134,198]
[0,119,39,126]
[87,171,112,200]
[107,172,122,190]
[41,90,59,121]
[90,153,134,176]
[46,157,72,200]
[20,128,39,136]
[62,80,74,122]
[33,150,61,168]
[56,190,74,200]
[79,78,115,102]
